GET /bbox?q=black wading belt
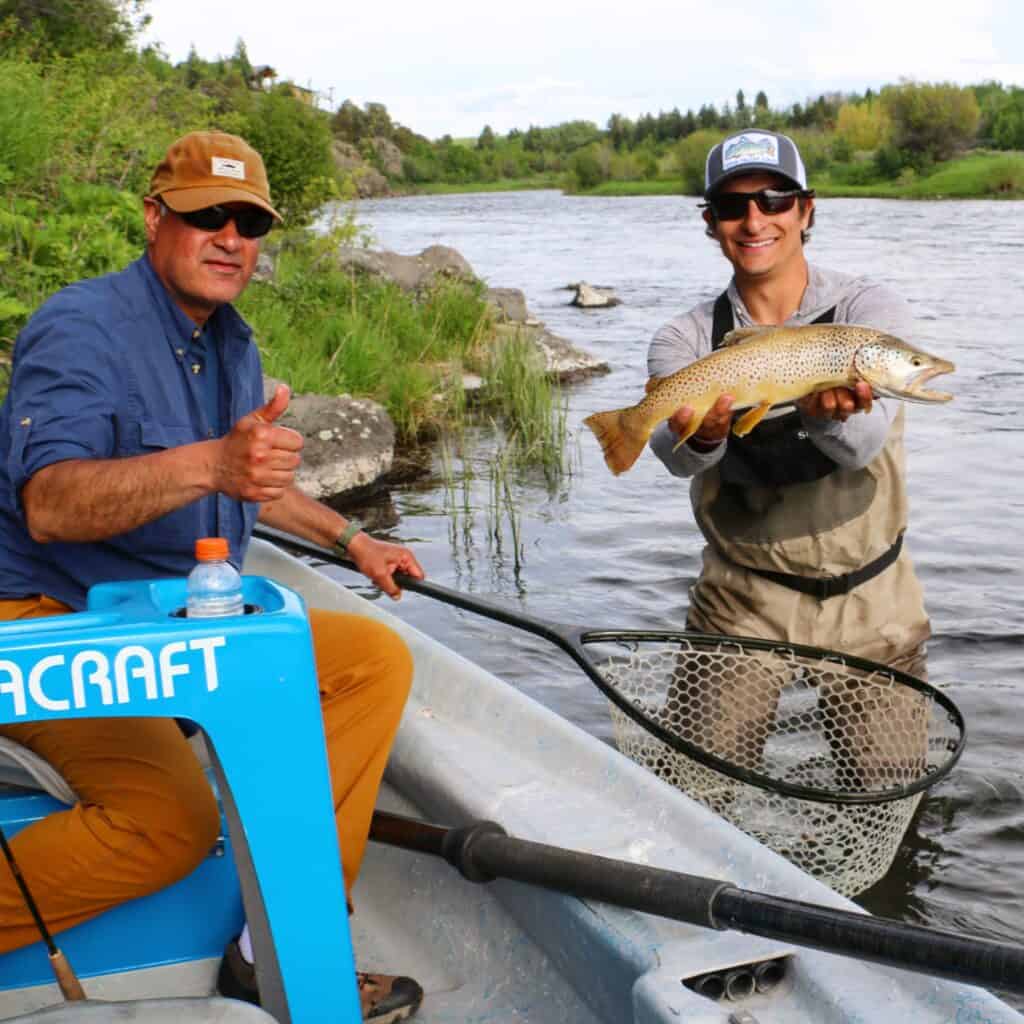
[710,293,902,599]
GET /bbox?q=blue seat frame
[0,576,359,1024]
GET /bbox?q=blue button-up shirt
[0,255,264,610]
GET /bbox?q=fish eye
[911,358,922,366]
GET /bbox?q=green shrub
[674,130,721,194]
[234,90,337,225]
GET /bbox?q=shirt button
[208,429,215,437]
[191,363,202,374]
[19,417,31,426]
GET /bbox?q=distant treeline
[335,82,1024,193]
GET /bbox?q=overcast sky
[140,0,1024,140]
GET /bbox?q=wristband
[687,434,723,453]
[335,521,364,552]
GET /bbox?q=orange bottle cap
[195,537,230,561]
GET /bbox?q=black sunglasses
[701,188,813,222]
[171,203,275,239]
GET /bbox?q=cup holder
[170,604,263,619]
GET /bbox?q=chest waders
[698,292,903,599]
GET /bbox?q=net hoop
[583,628,966,806]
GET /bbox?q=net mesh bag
[595,636,963,897]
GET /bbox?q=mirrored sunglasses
[175,204,275,239]
[702,188,813,222]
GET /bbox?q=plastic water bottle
[186,537,245,618]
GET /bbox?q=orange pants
[0,595,412,956]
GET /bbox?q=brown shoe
[357,971,424,1022]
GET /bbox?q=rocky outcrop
[371,136,404,178]
[330,141,390,198]
[335,244,475,294]
[270,243,609,501]
[569,282,621,308]
[485,287,529,323]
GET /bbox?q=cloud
[140,0,1024,140]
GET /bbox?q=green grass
[815,150,1024,199]
[237,238,494,440]
[410,150,1024,200]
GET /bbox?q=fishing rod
[370,809,1024,997]
[0,821,86,1001]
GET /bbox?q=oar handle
[371,811,1024,996]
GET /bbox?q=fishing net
[591,633,964,897]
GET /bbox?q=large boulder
[485,287,529,323]
[266,380,395,501]
[335,245,478,294]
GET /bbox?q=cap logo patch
[722,133,779,171]
[211,156,246,180]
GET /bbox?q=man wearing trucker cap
[0,131,423,1022]
[645,130,932,767]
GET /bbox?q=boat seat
[5,997,276,1021]
[0,738,76,805]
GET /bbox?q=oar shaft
[371,811,1024,996]
[714,888,1022,992]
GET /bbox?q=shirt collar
[725,262,835,326]
[138,253,254,347]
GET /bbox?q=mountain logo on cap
[211,156,246,180]
[722,133,779,171]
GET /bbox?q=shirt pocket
[117,415,197,456]
[111,419,211,562]
[135,419,199,453]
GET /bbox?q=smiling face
[143,198,260,325]
[703,172,814,287]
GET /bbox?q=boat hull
[0,539,1020,1022]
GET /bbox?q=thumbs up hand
[215,384,304,502]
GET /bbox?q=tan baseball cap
[148,131,282,221]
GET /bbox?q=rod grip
[50,950,86,1001]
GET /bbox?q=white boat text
[0,636,227,717]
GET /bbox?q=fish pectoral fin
[670,419,701,451]
[732,402,772,437]
[720,327,773,348]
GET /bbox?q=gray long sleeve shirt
[647,264,914,478]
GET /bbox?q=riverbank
[386,149,1024,200]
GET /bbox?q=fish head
[853,335,955,404]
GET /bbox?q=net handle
[254,526,966,804]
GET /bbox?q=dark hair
[704,196,816,244]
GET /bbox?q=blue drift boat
[0,537,1020,1023]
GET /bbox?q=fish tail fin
[583,408,649,475]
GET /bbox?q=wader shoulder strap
[711,293,839,487]
[711,292,835,349]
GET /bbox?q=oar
[251,524,965,805]
[370,809,1024,996]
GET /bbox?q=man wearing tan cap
[0,131,424,1022]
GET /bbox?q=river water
[324,190,1024,997]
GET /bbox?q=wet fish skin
[583,323,955,476]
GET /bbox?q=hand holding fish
[798,380,874,422]
[662,393,734,444]
[585,324,954,476]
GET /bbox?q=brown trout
[584,323,955,476]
